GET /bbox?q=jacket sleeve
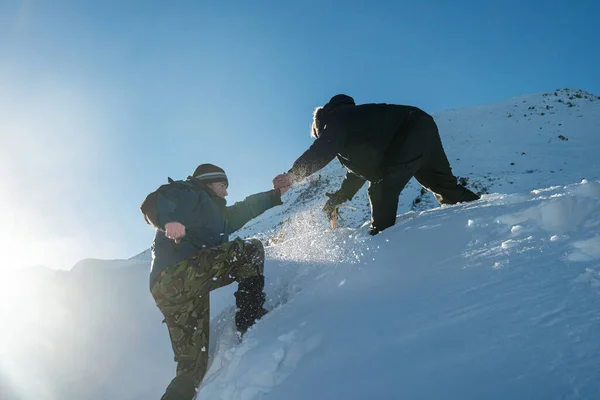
[337,170,367,201]
[154,187,198,230]
[226,189,283,233]
[288,124,346,180]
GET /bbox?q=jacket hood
[322,94,355,114]
[311,94,355,138]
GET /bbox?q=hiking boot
[235,306,268,336]
[235,275,268,335]
[457,188,481,203]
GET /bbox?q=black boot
[235,275,268,335]
[457,188,481,203]
[160,374,197,400]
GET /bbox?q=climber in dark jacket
[145,163,289,400]
[276,94,480,235]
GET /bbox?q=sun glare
[0,269,39,339]
[0,232,34,271]
[0,268,61,400]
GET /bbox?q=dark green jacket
[149,179,282,288]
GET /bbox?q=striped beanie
[192,163,229,187]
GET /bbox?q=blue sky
[1,0,599,270]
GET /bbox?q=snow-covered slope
[197,179,600,400]
[1,89,599,400]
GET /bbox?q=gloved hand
[323,192,346,218]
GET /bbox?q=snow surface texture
[196,179,600,400]
[1,89,600,400]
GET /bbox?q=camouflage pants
[150,237,265,389]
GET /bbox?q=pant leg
[368,168,415,233]
[188,237,267,334]
[150,238,266,395]
[412,117,480,204]
[190,237,265,290]
[368,116,431,233]
[151,269,212,393]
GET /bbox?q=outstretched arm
[226,189,283,233]
[287,124,346,181]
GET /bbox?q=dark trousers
[368,114,478,233]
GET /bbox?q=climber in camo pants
[144,163,290,400]
[151,238,266,391]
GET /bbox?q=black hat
[192,164,228,187]
[326,94,355,109]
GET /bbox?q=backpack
[140,177,200,230]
